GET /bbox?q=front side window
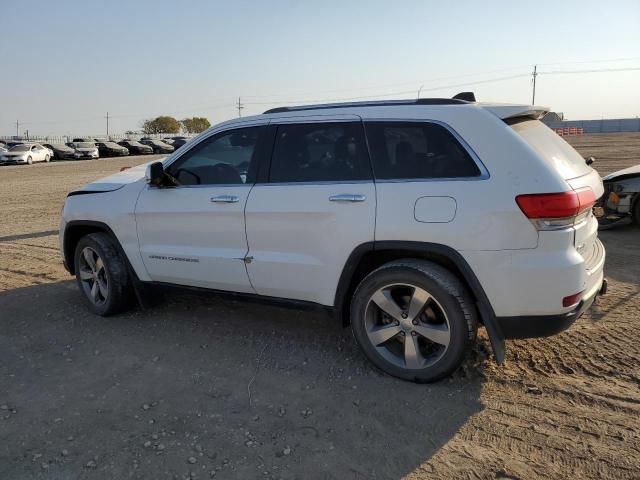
[365,122,481,180]
[167,126,262,186]
[269,122,371,183]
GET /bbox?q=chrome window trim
[362,118,490,181]
[254,180,374,187]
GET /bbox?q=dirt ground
[0,134,639,480]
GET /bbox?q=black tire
[45,154,50,162]
[27,156,33,165]
[350,259,478,383]
[633,196,640,226]
[73,232,133,316]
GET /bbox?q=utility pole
[531,64,538,105]
[105,112,110,138]
[237,97,244,117]
[15,120,19,137]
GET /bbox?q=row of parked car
[0,136,191,164]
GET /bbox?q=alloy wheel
[78,247,109,305]
[364,283,451,369]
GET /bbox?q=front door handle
[210,195,239,203]
[329,194,366,203]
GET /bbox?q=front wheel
[45,154,50,162]
[27,156,33,165]
[74,232,133,316]
[350,259,477,383]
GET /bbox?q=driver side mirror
[145,161,165,186]
[585,156,595,166]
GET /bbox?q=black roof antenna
[453,92,476,102]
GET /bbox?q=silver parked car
[68,142,99,160]
[0,143,51,164]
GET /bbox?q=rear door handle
[329,194,366,203]
[210,195,239,203]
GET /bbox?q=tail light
[516,187,597,230]
[120,166,131,172]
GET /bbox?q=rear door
[244,116,375,306]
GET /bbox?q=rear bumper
[496,275,607,339]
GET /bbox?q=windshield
[104,142,121,148]
[128,141,143,147]
[51,144,68,149]
[510,120,591,179]
[75,142,95,148]
[10,145,30,152]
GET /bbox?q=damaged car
[595,164,640,228]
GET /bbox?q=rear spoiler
[450,92,549,121]
[482,105,550,122]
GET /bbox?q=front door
[245,118,376,306]
[135,125,266,292]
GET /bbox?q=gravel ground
[0,137,639,479]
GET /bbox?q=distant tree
[141,116,181,134]
[181,117,211,134]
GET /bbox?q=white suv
[59,95,607,382]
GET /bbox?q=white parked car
[59,94,607,382]
[68,142,99,159]
[0,143,51,164]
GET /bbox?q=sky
[1,0,639,136]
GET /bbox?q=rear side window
[510,119,591,179]
[269,122,371,183]
[365,122,481,180]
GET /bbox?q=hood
[602,164,640,182]
[69,159,163,195]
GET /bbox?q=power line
[241,65,533,99]
[243,73,532,106]
[540,66,640,75]
[7,63,639,130]
[538,56,640,67]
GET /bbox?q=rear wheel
[350,259,477,383]
[74,232,133,316]
[27,156,33,165]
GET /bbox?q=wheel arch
[63,221,133,277]
[334,241,505,363]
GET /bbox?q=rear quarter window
[365,121,481,180]
[510,120,591,179]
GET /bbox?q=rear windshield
[510,119,591,179]
[75,142,95,148]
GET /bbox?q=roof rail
[263,96,471,115]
